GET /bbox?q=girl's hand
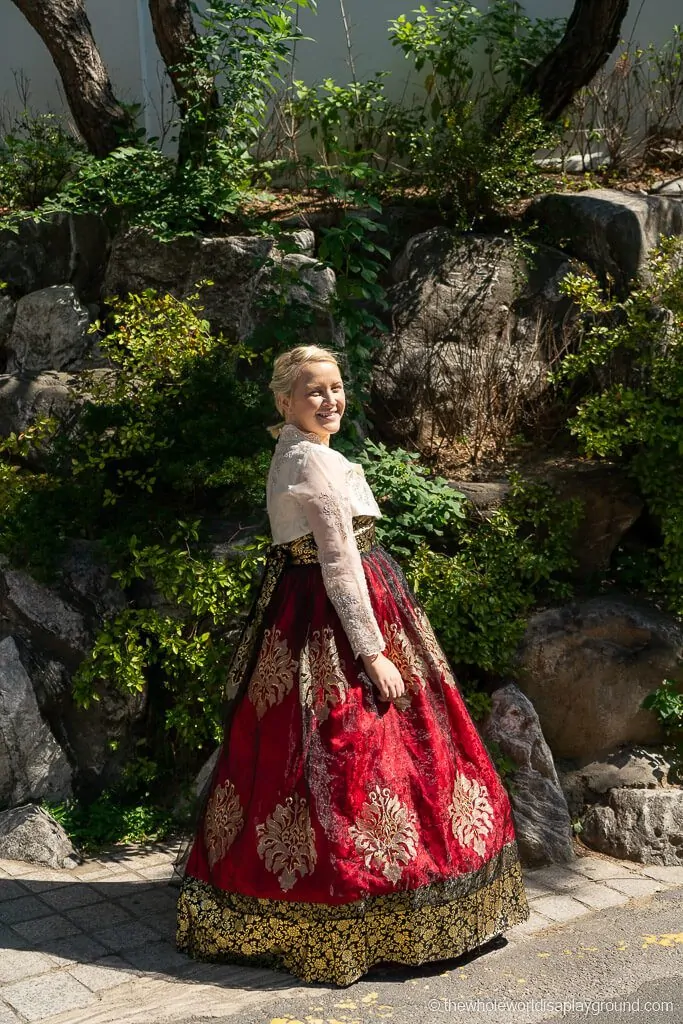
[361,651,405,702]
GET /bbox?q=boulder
[535,147,611,174]
[288,229,315,256]
[0,556,90,659]
[0,636,72,807]
[0,294,16,356]
[581,788,683,865]
[557,745,673,819]
[514,596,682,761]
[24,644,148,799]
[58,539,127,621]
[0,544,145,796]
[650,177,683,197]
[239,252,342,347]
[0,369,119,470]
[5,636,149,800]
[0,370,79,438]
[526,189,683,291]
[563,149,612,174]
[536,462,643,577]
[7,285,92,373]
[527,460,644,579]
[449,460,643,580]
[104,228,341,344]
[0,213,109,300]
[0,804,80,868]
[481,683,575,866]
[446,480,511,514]
[372,229,582,448]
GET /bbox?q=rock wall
[0,196,681,867]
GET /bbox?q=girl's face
[281,361,345,444]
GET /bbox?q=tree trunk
[10,0,132,157]
[147,0,220,165]
[520,0,631,122]
[148,0,200,111]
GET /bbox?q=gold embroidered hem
[176,840,529,986]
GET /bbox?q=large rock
[7,285,92,373]
[0,370,79,437]
[239,251,342,346]
[0,369,119,470]
[0,556,90,659]
[481,683,575,866]
[0,213,109,300]
[531,462,644,579]
[0,294,16,357]
[558,744,674,819]
[581,788,683,865]
[650,177,683,197]
[24,642,148,799]
[526,189,683,291]
[514,596,682,761]
[0,544,144,796]
[0,636,72,807]
[372,230,581,448]
[449,459,643,581]
[0,804,80,868]
[104,228,341,344]
[58,539,127,621]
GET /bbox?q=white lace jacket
[266,422,386,660]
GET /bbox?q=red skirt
[176,518,529,985]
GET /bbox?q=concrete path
[0,839,681,1024]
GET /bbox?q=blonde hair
[267,345,342,439]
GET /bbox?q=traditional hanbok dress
[176,422,529,986]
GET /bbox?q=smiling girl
[176,345,529,986]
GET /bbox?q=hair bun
[267,420,286,439]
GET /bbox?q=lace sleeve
[288,445,386,660]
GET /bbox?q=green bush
[0,287,280,782]
[0,110,83,210]
[642,676,683,783]
[405,472,581,675]
[44,793,177,852]
[551,236,683,779]
[387,0,563,224]
[356,438,468,559]
[551,236,683,614]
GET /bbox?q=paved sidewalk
[0,840,682,1024]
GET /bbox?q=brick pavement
[0,840,681,1024]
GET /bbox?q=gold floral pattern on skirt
[304,625,348,722]
[348,784,419,884]
[247,626,298,719]
[255,793,317,892]
[448,770,495,858]
[177,839,530,987]
[204,779,244,870]
[413,605,458,688]
[381,622,430,710]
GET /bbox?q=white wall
[0,1,679,139]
